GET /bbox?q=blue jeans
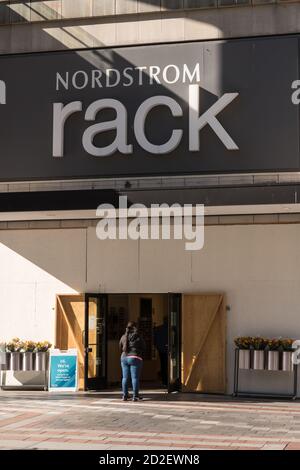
[121,356,143,398]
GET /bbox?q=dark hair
[124,321,138,354]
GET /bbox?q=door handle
[82,330,85,345]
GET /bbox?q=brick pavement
[0,391,300,449]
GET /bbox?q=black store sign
[0,35,299,182]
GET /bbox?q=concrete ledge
[0,0,265,28]
[0,214,298,229]
[0,172,299,195]
[0,4,299,54]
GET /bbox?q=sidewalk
[0,391,300,450]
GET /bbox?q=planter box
[282,351,293,371]
[0,352,10,370]
[22,352,34,371]
[252,350,265,370]
[10,352,22,371]
[267,350,280,371]
[35,352,48,371]
[3,371,47,389]
[239,349,251,369]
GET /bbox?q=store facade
[1,1,300,395]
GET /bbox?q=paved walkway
[0,391,300,450]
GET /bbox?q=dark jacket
[153,323,168,354]
[119,331,146,359]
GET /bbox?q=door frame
[84,293,108,391]
[83,292,227,394]
[168,293,182,393]
[84,292,181,392]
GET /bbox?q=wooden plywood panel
[182,294,226,393]
[56,294,85,390]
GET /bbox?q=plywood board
[56,294,85,390]
[181,294,226,393]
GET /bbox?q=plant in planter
[6,337,23,353]
[6,338,24,370]
[279,338,295,371]
[35,341,52,371]
[251,336,268,350]
[251,337,268,370]
[21,341,36,371]
[267,338,280,370]
[234,337,252,369]
[279,338,294,351]
[267,338,280,350]
[234,336,252,350]
[0,341,8,370]
[35,341,52,353]
[22,341,36,353]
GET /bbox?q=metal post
[236,349,240,397]
[233,349,239,397]
[293,364,298,399]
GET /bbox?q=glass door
[84,294,108,391]
[168,293,182,393]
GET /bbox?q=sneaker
[132,397,138,402]
[122,395,129,401]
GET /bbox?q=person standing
[119,321,145,401]
[153,316,168,387]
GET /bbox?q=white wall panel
[0,229,87,343]
[86,227,139,292]
[0,229,87,288]
[138,238,191,293]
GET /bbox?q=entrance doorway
[84,293,180,392]
[55,292,226,394]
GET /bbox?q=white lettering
[56,72,69,91]
[183,204,205,251]
[183,63,200,84]
[149,66,161,85]
[82,99,132,156]
[123,67,134,87]
[291,80,300,105]
[106,69,121,88]
[189,84,239,151]
[134,96,183,154]
[96,204,117,240]
[52,101,82,157]
[128,204,149,240]
[53,85,239,158]
[135,66,147,85]
[72,71,88,90]
[163,64,180,84]
[92,70,103,88]
[0,80,6,104]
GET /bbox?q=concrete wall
[0,222,300,394]
[1,1,299,27]
[0,228,84,342]
[0,3,299,54]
